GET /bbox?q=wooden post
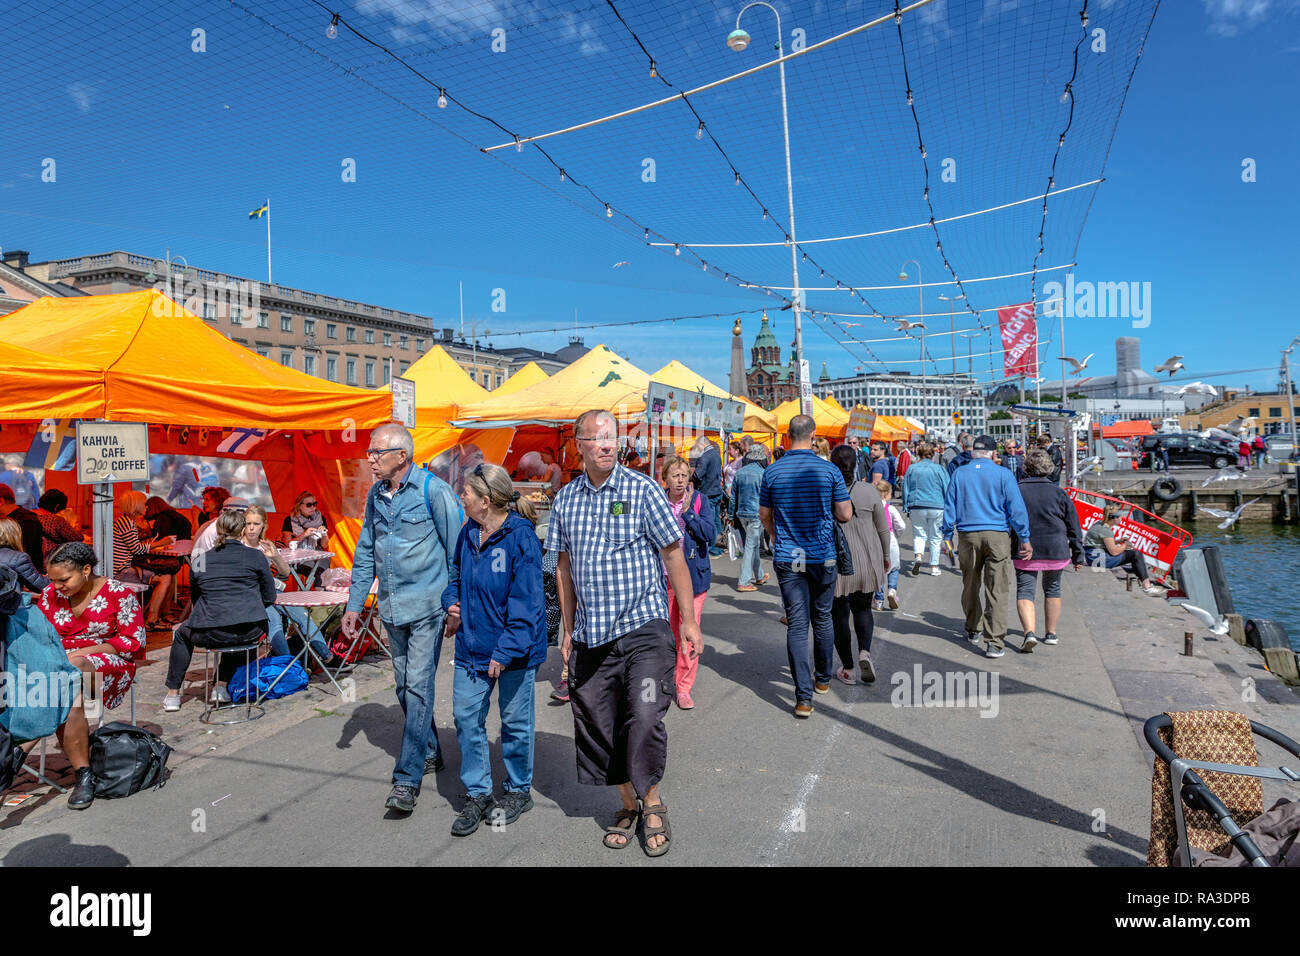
[1225,613,1247,646]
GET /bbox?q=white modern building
[822,371,987,438]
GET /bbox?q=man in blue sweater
[941,435,1032,659]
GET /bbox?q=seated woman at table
[0,517,50,593]
[197,486,230,529]
[34,490,81,562]
[113,490,178,628]
[38,541,147,809]
[163,510,277,711]
[145,495,192,541]
[242,505,333,665]
[280,491,329,550]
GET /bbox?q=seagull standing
[1155,355,1185,376]
[1060,353,1094,374]
[1181,604,1230,636]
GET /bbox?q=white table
[272,590,348,697]
[276,548,335,592]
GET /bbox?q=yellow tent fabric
[494,361,549,396]
[454,344,650,424]
[822,394,849,417]
[383,344,491,463]
[771,395,849,438]
[649,361,777,434]
[874,415,923,442]
[0,290,390,429]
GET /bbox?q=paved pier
[3,541,1298,866]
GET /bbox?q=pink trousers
[666,581,706,698]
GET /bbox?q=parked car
[1138,433,1232,470]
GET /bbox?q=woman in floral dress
[36,541,146,809]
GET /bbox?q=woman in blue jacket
[899,441,950,576]
[442,463,546,838]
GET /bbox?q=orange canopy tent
[649,360,778,441]
[771,395,849,440]
[0,290,392,564]
[873,415,923,443]
[494,361,549,396]
[1094,419,1155,440]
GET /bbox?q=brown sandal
[603,808,639,849]
[640,802,671,858]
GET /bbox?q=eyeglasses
[575,435,615,445]
[472,463,485,477]
[365,447,403,459]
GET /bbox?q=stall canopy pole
[93,482,113,582]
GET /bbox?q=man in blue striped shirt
[552,409,701,857]
[759,415,852,718]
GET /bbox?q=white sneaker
[163,694,181,712]
[887,589,899,609]
[1143,585,1163,596]
[210,685,232,704]
[929,565,942,576]
[966,631,983,645]
[985,643,1005,659]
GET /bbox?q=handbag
[834,522,855,577]
[131,552,183,576]
[88,722,171,798]
[726,521,742,561]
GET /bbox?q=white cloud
[559,13,608,56]
[1203,0,1278,36]
[66,82,94,113]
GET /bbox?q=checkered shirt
[548,464,683,648]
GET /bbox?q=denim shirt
[731,460,764,518]
[346,463,464,626]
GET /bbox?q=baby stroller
[1144,710,1300,867]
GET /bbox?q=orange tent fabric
[385,344,493,465]
[771,395,849,439]
[1095,419,1154,439]
[0,291,391,429]
[0,340,104,421]
[494,361,550,396]
[873,415,922,442]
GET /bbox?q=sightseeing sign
[75,421,150,485]
[1066,487,1192,584]
[997,302,1039,379]
[646,381,746,433]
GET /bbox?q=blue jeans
[774,561,837,703]
[737,516,763,587]
[265,606,330,660]
[453,664,537,798]
[384,611,445,789]
[910,508,943,566]
[875,566,900,602]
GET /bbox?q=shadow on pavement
[3,833,131,867]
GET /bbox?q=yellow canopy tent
[0,290,392,564]
[384,344,491,463]
[494,361,549,396]
[771,395,849,439]
[649,360,778,438]
[822,394,849,417]
[874,415,923,443]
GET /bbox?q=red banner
[997,302,1038,378]
[1066,487,1193,584]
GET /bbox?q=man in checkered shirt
[551,409,702,857]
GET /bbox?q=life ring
[1151,477,1182,501]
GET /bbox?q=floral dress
[39,579,144,710]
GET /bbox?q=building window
[326,356,337,381]
[1248,407,1260,417]
[326,323,337,339]
[495,373,503,389]
[346,326,356,343]
[399,361,410,375]
[202,303,216,321]
[416,338,426,352]
[481,371,490,387]
[280,350,293,367]
[281,315,293,333]
[365,330,375,345]
[304,319,316,336]
[304,354,316,376]
[382,364,391,386]
[346,358,357,385]
[1270,407,1283,417]
[382,332,392,347]
[399,335,408,350]
[230,306,242,326]
[256,346,270,359]
[365,360,375,387]
[257,311,269,329]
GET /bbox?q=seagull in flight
[1198,497,1260,529]
[1071,455,1102,480]
[840,322,863,328]
[1200,467,1245,488]
[612,261,630,268]
[895,319,925,331]
[1177,381,1218,397]
[1060,353,1094,374]
[1155,355,1184,376]
[1181,604,1230,636]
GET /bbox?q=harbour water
[1182,518,1300,653]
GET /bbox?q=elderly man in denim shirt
[342,423,464,814]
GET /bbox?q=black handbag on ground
[89,722,172,798]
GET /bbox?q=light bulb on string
[437,89,447,109]
[674,244,681,256]
[326,13,339,38]
[605,204,612,218]
[559,169,565,182]
[649,60,657,78]
[696,122,704,140]
[734,172,740,186]
[644,227,649,241]
[514,136,522,152]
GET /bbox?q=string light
[649,60,657,78]
[437,89,447,109]
[696,122,704,140]
[605,203,612,218]
[514,136,521,152]
[674,244,680,256]
[644,227,649,241]
[326,13,338,39]
[559,169,565,182]
[734,171,741,185]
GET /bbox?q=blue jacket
[442,511,546,674]
[946,450,973,475]
[691,444,723,500]
[941,458,1031,540]
[346,463,463,626]
[900,459,949,512]
[674,491,715,596]
[731,460,764,519]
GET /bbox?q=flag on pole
[248,201,269,219]
[24,419,77,471]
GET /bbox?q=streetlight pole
[938,292,964,440]
[729,3,806,415]
[1285,336,1300,462]
[899,260,924,431]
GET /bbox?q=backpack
[89,722,172,798]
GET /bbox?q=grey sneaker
[985,643,1005,659]
[451,794,496,836]
[966,631,982,645]
[858,651,876,684]
[424,753,445,775]
[496,790,534,825]
[384,785,418,813]
[1021,632,1039,653]
[1042,632,1059,645]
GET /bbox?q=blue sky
[1,0,1296,395]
